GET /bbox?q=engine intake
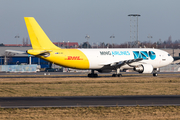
[134,64,153,73]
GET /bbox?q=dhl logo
[65,56,83,60]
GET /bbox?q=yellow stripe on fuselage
[38,49,89,69]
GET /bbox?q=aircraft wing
[5,50,27,54]
[99,58,143,67]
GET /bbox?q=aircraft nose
[170,56,174,63]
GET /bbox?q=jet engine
[134,64,153,73]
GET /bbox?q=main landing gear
[88,70,98,77]
[112,68,122,77]
[112,74,122,77]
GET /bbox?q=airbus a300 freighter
[7,17,174,77]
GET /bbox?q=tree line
[79,36,180,49]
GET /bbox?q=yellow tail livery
[24,17,89,69]
[23,17,173,77]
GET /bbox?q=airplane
[6,17,174,77]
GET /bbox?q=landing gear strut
[88,70,98,77]
[112,68,122,77]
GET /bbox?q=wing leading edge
[99,58,143,68]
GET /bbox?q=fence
[160,65,180,72]
[0,64,39,72]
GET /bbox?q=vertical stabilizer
[24,17,60,49]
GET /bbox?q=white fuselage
[79,48,173,69]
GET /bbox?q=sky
[0,0,180,45]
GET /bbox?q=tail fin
[24,17,60,50]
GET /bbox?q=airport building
[0,42,79,69]
[0,46,51,68]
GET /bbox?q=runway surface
[0,95,180,108]
[0,72,179,78]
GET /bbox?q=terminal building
[0,46,51,68]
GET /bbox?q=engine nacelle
[134,64,153,73]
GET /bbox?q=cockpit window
[168,54,170,56]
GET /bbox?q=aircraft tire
[117,74,122,77]
[112,74,122,77]
[112,74,116,77]
[88,73,98,77]
[153,73,158,77]
[88,74,91,77]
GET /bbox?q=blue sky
[0,0,180,45]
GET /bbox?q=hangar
[0,42,79,69]
[0,46,51,68]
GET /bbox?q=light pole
[110,35,115,48]
[15,35,20,45]
[147,35,153,48]
[85,35,90,48]
[68,41,69,48]
[128,14,141,48]
[147,35,153,42]
[63,41,64,48]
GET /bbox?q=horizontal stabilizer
[27,49,52,56]
[5,50,27,54]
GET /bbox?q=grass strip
[0,76,180,97]
[0,106,180,120]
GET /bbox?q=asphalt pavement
[0,71,179,77]
[0,95,180,108]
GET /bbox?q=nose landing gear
[152,68,159,77]
[153,73,158,77]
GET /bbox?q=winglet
[24,17,60,50]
